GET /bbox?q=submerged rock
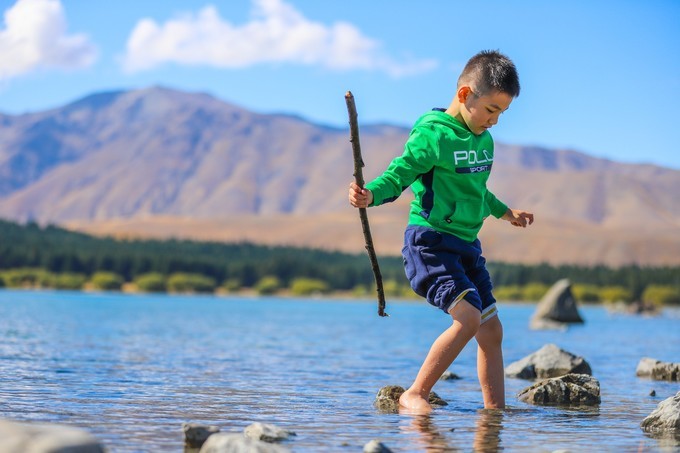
[641,391,680,439]
[517,373,601,406]
[244,423,295,443]
[0,419,105,453]
[199,433,290,453]
[183,423,220,448]
[363,439,393,452]
[530,279,584,330]
[505,343,592,380]
[439,371,461,381]
[374,385,447,412]
[636,358,680,381]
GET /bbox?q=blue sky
[1,0,679,169]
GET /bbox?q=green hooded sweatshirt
[365,110,508,242]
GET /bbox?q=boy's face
[459,87,513,135]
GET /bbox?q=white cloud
[122,0,437,77]
[0,0,97,81]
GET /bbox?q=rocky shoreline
[2,375,678,452]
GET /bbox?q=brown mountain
[1,86,678,266]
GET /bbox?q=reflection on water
[401,414,458,452]
[399,409,503,452]
[0,291,678,452]
[474,410,503,452]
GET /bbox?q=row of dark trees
[1,219,678,299]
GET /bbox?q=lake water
[0,289,678,452]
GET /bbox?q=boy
[348,50,533,413]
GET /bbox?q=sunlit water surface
[0,290,678,452]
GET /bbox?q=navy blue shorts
[402,225,498,322]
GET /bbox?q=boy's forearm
[365,189,374,207]
[486,191,508,219]
[365,177,400,207]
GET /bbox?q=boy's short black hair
[458,50,520,98]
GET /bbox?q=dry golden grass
[65,202,680,267]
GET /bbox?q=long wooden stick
[345,91,388,317]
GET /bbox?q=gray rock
[530,279,584,329]
[183,423,220,448]
[373,385,447,412]
[517,373,601,406]
[199,433,290,453]
[0,419,105,453]
[505,344,592,380]
[641,391,680,439]
[439,371,461,381]
[636,358,680,381]
[618,301,660,315]
[363,439,393,452]
[243,423,295,443]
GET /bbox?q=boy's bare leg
[475,315,505,408]
[399,300,481,413]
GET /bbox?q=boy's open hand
[348,181,373,208]
[502,208,534,228]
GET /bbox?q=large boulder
[636,358,680,381]
[517,373,601,406]
[0,419,105,453]
[199,433,290,453]
[373,385,447,412]
[641,391,680,439]
[530,279,584,329]
[505,343,592,379]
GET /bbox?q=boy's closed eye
[486,102,509,114]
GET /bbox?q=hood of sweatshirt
[413,109,490,141]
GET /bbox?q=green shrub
[167,273,216,293]
[522,283,550,301]
[352,284,369,297]
[599,286,633,304]
[53,273,87,290]
[1,268,53,288]
[642,285,680,306]
[290,278,329,296]
[572,284,601,303]
[494,285,524,301]
[400,285,417,299]
[0,275,4,288]
[220,278,241,293]
[134,273,167,292]
[254,276,281,295]
[89,272,124,291]
[383,280,404,298]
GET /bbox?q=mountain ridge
[1,86,678,266]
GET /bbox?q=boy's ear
[457,86,473,103]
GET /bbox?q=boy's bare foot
[399,390,433,415]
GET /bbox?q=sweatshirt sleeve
[365,126,438,206]
[485,189,508,219]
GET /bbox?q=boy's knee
[478,317,503,346]
[450,300,482,337]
